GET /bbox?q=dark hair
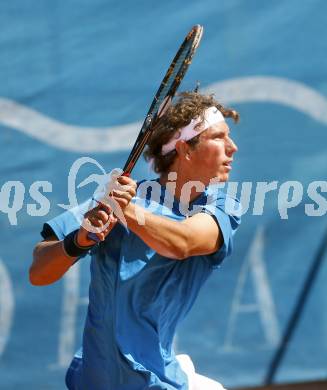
[143,92,239,174]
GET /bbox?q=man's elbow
[29,264,47,286]
[29,246,51,286]
[171,242,190,260]
[29,269,41,286]
[29,247,40,285]
[29,265,60,286]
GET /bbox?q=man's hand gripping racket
[86,25,204,243]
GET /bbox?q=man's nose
[227,137,238,154]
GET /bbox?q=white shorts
[176,354,226,390]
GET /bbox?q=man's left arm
[122,203,223,260]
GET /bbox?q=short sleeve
[201,190,241,268]
[40,199,94,241]
[40,223,57,239]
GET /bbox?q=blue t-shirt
[45,179,240,390]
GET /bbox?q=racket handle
[86,198,103,243]
[87,232,101,243]
[86,172,128,243]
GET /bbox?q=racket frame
[123,24,203,174]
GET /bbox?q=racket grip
[87,232,101,243]
[86,198,103,243]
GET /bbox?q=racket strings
[123,26,203,174]
[126,49,191,168]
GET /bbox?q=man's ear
[175,140,191,160]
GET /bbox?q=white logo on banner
[223,226,280,351]
[0,257,14,357]
[0,77,327,152]
[50,263,88,369]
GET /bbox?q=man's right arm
[29,175,137,286]
[29,203,117,286]
[30,236,78,286]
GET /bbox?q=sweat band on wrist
[63,230,95,258]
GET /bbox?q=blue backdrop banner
[0,1,327,389]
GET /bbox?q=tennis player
[30,92,240,390]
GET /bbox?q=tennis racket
[88,25,203,242]
[123,24,203,174]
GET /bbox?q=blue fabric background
[0,1,326,388]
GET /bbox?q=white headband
[161,106,225,155]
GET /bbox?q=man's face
[188,122,238,184]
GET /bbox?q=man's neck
[159,169,206,204]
